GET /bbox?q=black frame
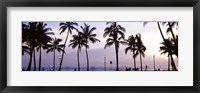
[0,0,199,93]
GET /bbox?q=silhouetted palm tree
[59,22,78,71]
[135,34,146,71]
[160,38,177,71]
[22,23,30,55]
[125,35,137,70]
[69,33,88,71]
[144,22,178,71]
[103,22,126,71]
[160,22,178,57]
[46,37,65,71]
[36,22,54,71]
[79,23,100,71]
[22,22,38,71]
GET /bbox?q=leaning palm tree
[103,22,126,71]
[46,37,65,71]
[69,33,88,71]
[160,38,177,71]
[144,22,178,71]
[58,22,78,71]
[135,34,146,71]
[79,23,100,71]
[162,22,178,57]
[125,35,137,71]
[36,22,54,71]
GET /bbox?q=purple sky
[22,22,178,69]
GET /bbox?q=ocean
[22,67,173,71]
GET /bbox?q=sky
[22,21,178,70]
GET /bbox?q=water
[22,67,173,71]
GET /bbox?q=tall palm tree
[135,34,146,71]
[79,23,100,71]
[160,38,177,71]
[103,22,126,71]
[58,22,78,71]
[36,22,54,71]
[69,33,88,71]
[144,22,178,71]
[46,37,65,71]
[158,22,178,57]
[125,35,137,70]
[22,23,30,55]
[22,22,38,71]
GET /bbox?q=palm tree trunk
[133,57,136,71]
[115,43,119,71]
[140,53,143,71]
[167,22,176,41]
[33,48,36,71]
[168,22,178,57]
[86,47,89,71]
[77,48,80,71]
[157,22,165,41]
[39,45,42,71]
[170,54,177,71]
[53,49,55,71]
[59,31,70,71]
[168,56,170,71]
[27,48,33,71]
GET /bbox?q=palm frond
[104,42,114,49]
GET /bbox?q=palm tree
[135,34,146,71]
[158,22,178,57]
[22,22,38,71]
[160,38,177,71]
[69,33,88,71]
[46,37,65,71]
[79,23,100,71]
[144,22,178,71]
[22,23,30,55]
[36,22,54,71]
[58,22,78,71]
[125,35,137,71]
[103,22,126,71]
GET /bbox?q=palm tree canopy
[80,23,100,45]
[22,22,54,48]
[104,22,126,49]
[103,22,126,38]
[135,33,146,57]
[159,37,177,56]
[68,33,88,52]
[36,22,54,51]
[161,22,178,36]
[46,37,65,53]
[125,35,136,54]
[22,22,38,46]
[59,22,78,35]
